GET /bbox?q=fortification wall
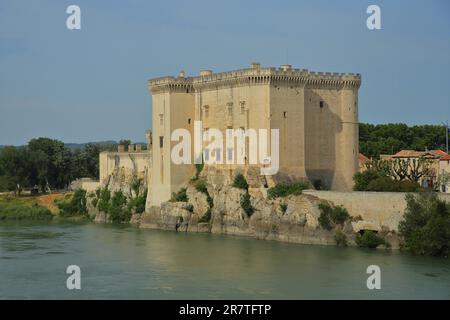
[99,149,150,184]
[303,190,450,231]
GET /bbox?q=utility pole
[445,121,449,153]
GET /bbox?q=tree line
[359,123,447,158]
[0,138,127,193]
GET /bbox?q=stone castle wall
[303,190,450,232]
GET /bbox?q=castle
[146,63,361,206]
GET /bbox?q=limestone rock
[186,185,209,217]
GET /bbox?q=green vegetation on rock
[280,203,288,215]
[318,203,350,230]
[355,231,390,249]
[195,179,214,223]
[240,192,254,217]
[232,174,248,190]
[171,188,188,202]
[55,189,88,217]
[267,182,309,199]
[334,230,348,246]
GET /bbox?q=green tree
[28,137,74,190]
[359,123,446,158]
[0,146,29,193]
[399,193,450,257]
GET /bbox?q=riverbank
[0,195,54,220]
[0,193,91,222]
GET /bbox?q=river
[0,221,448,299]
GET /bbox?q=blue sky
[1,0,449,145]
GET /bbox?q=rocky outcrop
[103,167,400,248]
[138,168,367,246]
[104,167,147,198]
[91,166,148,223]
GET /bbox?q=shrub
[355,231,389,249]
[195,179,208,194]
[353,170,422,192]
[280,203,288,215]
[97,188,111,213]
[334,231,347,246]
[399,193,450,257]
[318,204,333,230]
[267,182,309,199]
[198,208,212,223]
[318,203,350,230]
[109,191,131,223]
[366,177,421,192]
[240,192,254,217]
[195,179,214,221]
[131,178,142,197]
[57,189,88,217]
[171,188,188,202]
[232,174,248,190]
[330,205,350,225]
[193,162,204,180]
[127,194,146,214]
[95,188,132,223]
[353,170,383,191]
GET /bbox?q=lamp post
[446,121,449,154]
[443,121,449,153]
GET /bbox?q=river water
[0,221,448,299]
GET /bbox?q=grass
[0,196,53,221]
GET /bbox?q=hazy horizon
[1,0,449,145]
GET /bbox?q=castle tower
[145,64,361,207]
[338,80,359,190]
[147,74,195,207]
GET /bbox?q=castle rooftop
[148,63,361,92]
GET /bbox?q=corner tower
[146,73,195,207]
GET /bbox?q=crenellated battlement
[148,76,194,94]
[148,63,361,92]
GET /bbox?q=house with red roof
[384,149,450,192]
[358,153,370,173]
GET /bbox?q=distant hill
[0,140,147,150]
[64,140,118,150]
